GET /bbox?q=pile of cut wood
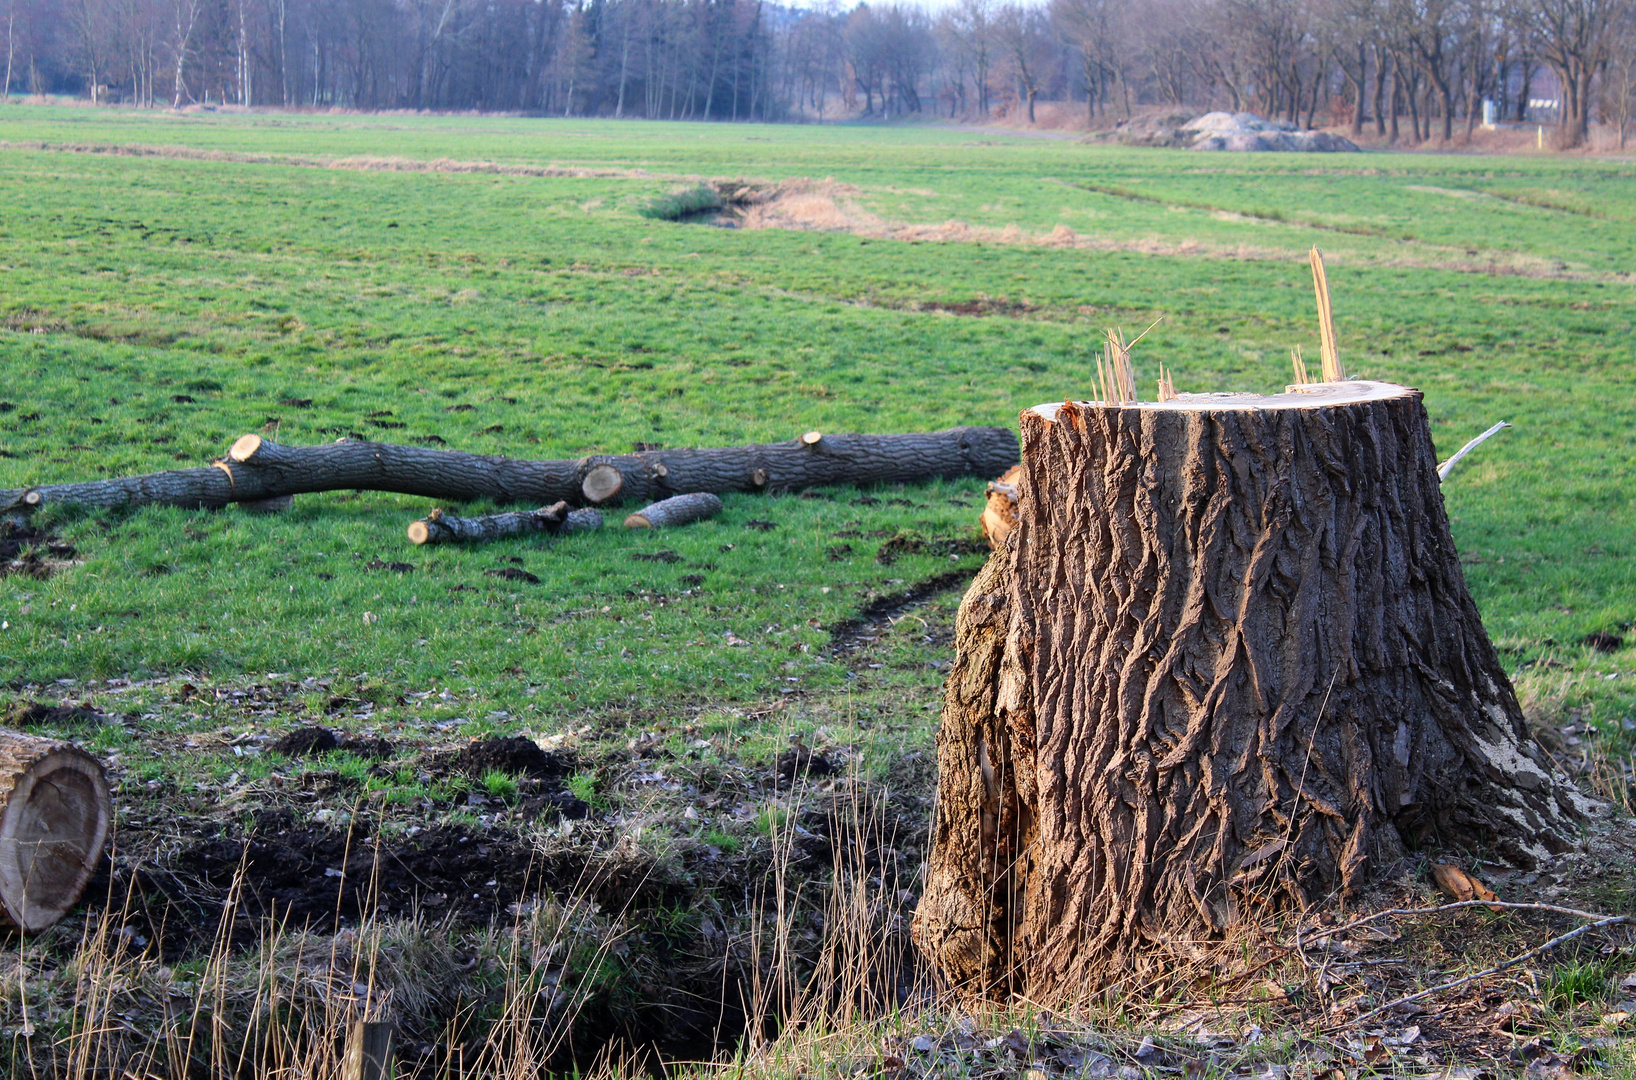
[2,426,1019,545]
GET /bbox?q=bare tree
[1602,0,1636,144]
[994,1,1050,122]
[1533,0,1617,144]
[3,0,15,99]
[163,0,199,106]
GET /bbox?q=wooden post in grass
[343,1021,394,1080]
[0,730,111,932]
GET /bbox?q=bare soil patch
[0,518,77,579]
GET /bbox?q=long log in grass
[0,427,1019,512]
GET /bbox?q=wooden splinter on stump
[913,380,1593,1001]
[0,731,111,932]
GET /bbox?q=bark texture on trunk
[406,502,603,546]
[1,428,1018,512]
[0,730,111,932]
[915,381,1593,1001]
[624,492,723,529]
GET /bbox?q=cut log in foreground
[624,492,722,529]
[0,427,1018,512]
[913,381,1594,1001]
[0,731,111,932]
[407,502,602,546]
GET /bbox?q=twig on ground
[1437,421,1511,481]
[1298,899,1632,1032]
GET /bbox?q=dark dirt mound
[486,566,541,584]
[1582,631,1625,654]
[450,736,571,779]
[102,808,681,953]
[874,531,987,566]
[5,699,109,727]
[271,725,394,759]
[0,519,76,579]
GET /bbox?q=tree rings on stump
[914,380,1594,1001]
[0,731,112,932]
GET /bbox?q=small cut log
[0,730,111,932]
[407,502,603,546]
[624,492,723,529]
[0,427,1018,512]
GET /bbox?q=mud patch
[874,531,988,566]
[0,518,77,579]
[4,699,111,728]
[827,568,975,659]
[271,724,394,759]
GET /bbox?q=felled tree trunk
[0,427,1018,512]
[914,381,1593,1000]
[624,492,722,529]
[407,502,602,546]
[0,731,111,932]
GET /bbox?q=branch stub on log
[229,433,263,463]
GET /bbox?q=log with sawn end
[0,427,1019,512]
[408,502,603,545]
[624,492,722,529]
[0,729,111,932]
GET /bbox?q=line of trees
[2,0,1631,145]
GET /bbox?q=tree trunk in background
[915,382,1594,1000]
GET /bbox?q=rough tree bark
[0,730,111,932]
[914,381,1594,1000]
[623,492,723,529]
[406,502,603,546]
[0,427,1018,512]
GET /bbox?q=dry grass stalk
[1309,247,1345,381]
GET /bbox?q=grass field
[1,105,1635,1075]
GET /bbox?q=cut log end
[0,733,111,933]
[582,464,625,504]
[407,520,432,545]
[751,469,768,487]
[228,433,264,463]
[22,490,42,508]
[801,431,823,445]
[623,492,723,530]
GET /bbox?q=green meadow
[0,104,1634,1075]
[2,109,1630,730]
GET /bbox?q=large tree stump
[914,381,1594,1000]
[0,731,111,932]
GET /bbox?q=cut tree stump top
[1030,380,1414,419]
